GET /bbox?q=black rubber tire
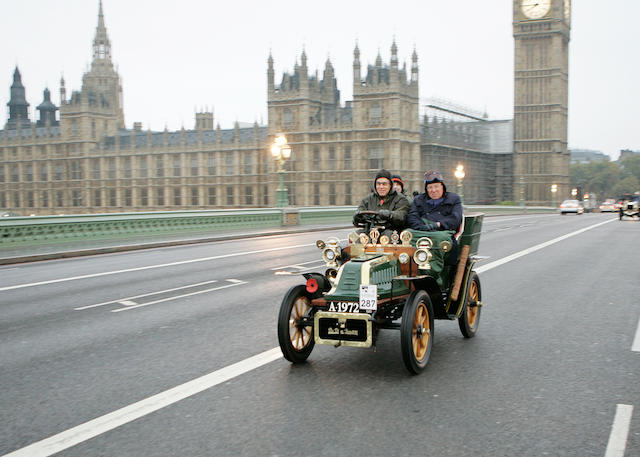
[277,285,315,363]
[401,290,434,374]
[458,271,482,338]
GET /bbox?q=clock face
[521,0,551,19]
[564,0,571,22]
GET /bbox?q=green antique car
[277,211,486,374]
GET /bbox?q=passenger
[407,170,463,287]
[392,174,412,204]
[353,169,410,236]
[407,170,462,232]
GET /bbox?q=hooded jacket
[354,170,410,232]
[407,178,462,231]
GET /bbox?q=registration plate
[327,301,361,313]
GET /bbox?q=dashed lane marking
[111,280,246,312]
[270,259,324,271]
[0,242,315,292]
[118,300,138,307]
[74,279,220,310]
[632,315,640,352]
[604,404,633,457]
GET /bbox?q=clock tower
[513,0,571,204]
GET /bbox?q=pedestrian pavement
[0,223,353,265]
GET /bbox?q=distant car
[559,199,584,215]
[1,211,20,217]
[599,199,617,212]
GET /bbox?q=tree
[570,160,620,198]
[611,175,640,198]
[620,155,640,181]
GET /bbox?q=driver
[353,169,410,236]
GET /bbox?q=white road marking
[632,315,640,352]
[604,404,633,457]
[1,217,622,456]
[111,280,246,312]
[0,242,315,292]
[225,279,244,284]
[482,214,556,223]
[117,300,138,307]
[1,348,283,457]
[475,218,615,274]
[75,279,220,310]
[270,259,324,271]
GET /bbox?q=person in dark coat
[353,169,410,235]
[407,170,463,286]
[407,170,462,232]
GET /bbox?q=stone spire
[6,66,31,129]
[91,0,113,68]
[390,39,398,68]
[411,47,419,82]
[59,76,66,104]
[353,43,361,84]
[267,51,274,91]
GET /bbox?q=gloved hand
[378,209,391,220]
[353,212,365,226]
[422,222,439,231]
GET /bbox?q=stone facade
[1,2,524,215]
[513,0,571,204]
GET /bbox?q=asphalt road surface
[1,213,638,457]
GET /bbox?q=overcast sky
[1,0,638,159]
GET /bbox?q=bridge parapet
[0,206,554,249]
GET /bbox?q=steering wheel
[353,210,387,231]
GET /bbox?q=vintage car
[619,194,640,220]
[277,211,485,374]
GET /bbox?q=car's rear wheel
[401,290,434,374]
[458,271,481,338]
[278,285,315,363]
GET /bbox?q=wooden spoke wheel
[401,290,434,374]
[277,285,315,363]
[458,271,482,338]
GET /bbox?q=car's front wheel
[277,285,315,363]
[401,290,434,374]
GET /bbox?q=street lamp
[551,184,558,207]
[271,134,291,207]
[454,164,465,204]
[571,188,577,198]
[519,176,525,207]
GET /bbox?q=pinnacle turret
[6,66,31,129]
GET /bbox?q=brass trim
[360,255,390,285]
[326,263,347,295]
[314,311,372,348]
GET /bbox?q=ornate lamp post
[454,164,465,204]
[551,184,558,207]
[519,176,525,207]
[271,134,291,207]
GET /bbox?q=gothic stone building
[1,2,522,216]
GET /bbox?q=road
[1,213,638,457]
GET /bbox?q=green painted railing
[0,205,555,249]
